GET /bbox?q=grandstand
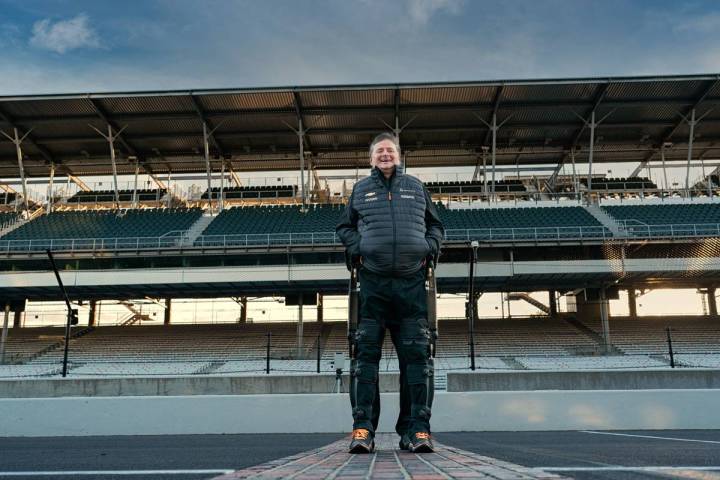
[0,74,719,393]
[66,188,167,204]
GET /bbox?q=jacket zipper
[388,181,396,273]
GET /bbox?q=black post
[316,334,321,374]
[666,327,675,368]
[467,241,478,370]
[266,332,271,374]
[47,250,78,378]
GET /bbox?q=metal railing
[619,221,720,239]
[444,226,612,241]
[0,234,188,253]
[5,221,720,253]
[195,232,339,247]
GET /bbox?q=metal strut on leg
[426,259,438,359]
[467,241,478,370]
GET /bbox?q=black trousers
[350,267,434,436]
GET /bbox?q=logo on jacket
[364,192,376,198]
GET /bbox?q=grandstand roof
[1,73,720,177]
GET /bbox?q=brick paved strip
[212,434,572,480]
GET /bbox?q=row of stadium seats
[67,189,167,203]
[603,204,720,225]
[426,180,526,194]
[3,203,720,248]
[581,177,657,190]
[438,205,608,239]
[1,208,202,242]
[3,315,717,368]
[201,185,296,199]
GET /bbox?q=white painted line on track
[0,470,234,477]
[580,430,720,445]
[542,466,720,472]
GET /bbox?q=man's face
[370,139,400,176]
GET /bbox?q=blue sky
[0,0,719,94]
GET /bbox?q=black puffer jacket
[336,167,444,276]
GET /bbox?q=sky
[1,0,720,95]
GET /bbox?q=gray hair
[369,132,401,157]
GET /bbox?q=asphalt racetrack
[0,430,718,479]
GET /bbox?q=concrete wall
[2,390,720,436]
[0,373,400,398]
[447,369,720,391]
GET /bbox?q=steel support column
[133,157,140,208]
[46,162,55,214]
[89,124,127,209]
[0,303,9,364]
[0,128,31,217]
[708,288,717,317]
[164,299,172,326]
[317,293,323,323]
[239,297,247,324]
[628,288,637,318]
[491,113,497,199]
[548,291,558,317]
[587,111,596,193]
[298,118,307,211]
[109,125,120,208]
[661,144,669,190]
[220,161,225,211]
[570,148,578,198]
[685,109,696,194]
[88,300,97,327]
[13,310,22,329]
[599,288,611,353]
[297,295,304,358]
[203,122,214,213]
[482,149,488,194]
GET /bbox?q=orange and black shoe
[399,432,411,451]
[349,428,375,453]
[409,431,434,453]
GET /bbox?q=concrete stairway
[506,292,550,314]
[584,203,625,237]
[181,213,215,246]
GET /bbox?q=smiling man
[336,132,444,453]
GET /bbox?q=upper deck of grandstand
[1,74,720,178]
[3,197,720,252]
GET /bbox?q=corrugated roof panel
[0,98,96,117]
[404,110,478,128]
[131,136,202,154]
[123,118,203,136]
[221,133,298,149]
[503,107,581,124]
[605,79,708,101]
[309,133,370,148]
[299,89,394,107]
[400,86,497,105]
[216,114,298,133]
[502,83,599,103]
[607,103,679,123]
[23,120,106,139]
[199,92,295,111]
[305,112,389,130]
[97,95,195,114]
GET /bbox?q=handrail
[4,220,720,253]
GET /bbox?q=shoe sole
[410,443,434,453]
[349,442,375,454]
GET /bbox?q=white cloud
[30,14,101,54]
[407,0,464,25]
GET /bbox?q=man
[336,132,444,454]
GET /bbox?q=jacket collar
[371,166,398,188]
